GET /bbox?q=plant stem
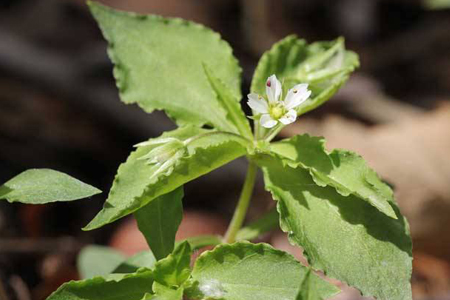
[224,161,258,243]
[263,124,283,142]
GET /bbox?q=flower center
[269,103,285,120]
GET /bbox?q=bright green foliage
[88,1,245,135]
[153,241,192,288]
[270,134,397,218]
[47,270,154,300]
[78,246,125,279]
[186,242,339,300]
[251,36,359,117]
[235,207,279,241]
[135,188,184,260]
[0,169,101,204]
[113,251,157,274]
[260,156,412,300]
[14,2,413,300]
[84,126,247,230]
[147,283,183,300]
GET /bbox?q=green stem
[263,124,283,142]
[224,161,258,243]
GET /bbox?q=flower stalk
[224,161,258,243]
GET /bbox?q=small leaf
[135,188,184,260]
[203,64,253,139]
[46,270,154,300]
[88,1,243,134]
[186,242,339,300]
[77,245,125,279]
[147,282,183,300]
[114,251,157,274]
[84,126,247,230]
[270,134,397,218]
[251,36,358,116]
[260,155,412,300]
[153,241,192,288]
[235,207,279,241]
[0,169,101,204]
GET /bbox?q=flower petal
[265,75,282,103]
[247,93,269,114]
[260,114,278,128]
[279,109,297,125]
[284,83,311,110]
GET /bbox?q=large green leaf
[46,270,154,300]
[88,1,245,135]
[77,245,125,279]
[251,36,359,116]
[270,134,397,218]
[260,155,412,300]
[153,241,192,287]
[0,169,101,204]
[84,126,247,230]
[135,188,184,260]
[186,242,339,300]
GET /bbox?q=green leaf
[203,64,252,139]
[153,241,192,287]
[186,242,339,300]
[251,36,359,116]
[270,134,397,218]
[78,245,125,279]
[0,169,101,204]
[84,126,247,230]
[88,1,244,134]
[260,155,412,300]
[135,188,184,260]
[46,270,154,300]
[146,283,183,300]
[114,251,157,274]
[235,207,279,241]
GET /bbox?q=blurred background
[1,0,450,299]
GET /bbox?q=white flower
[247,74,311,128]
